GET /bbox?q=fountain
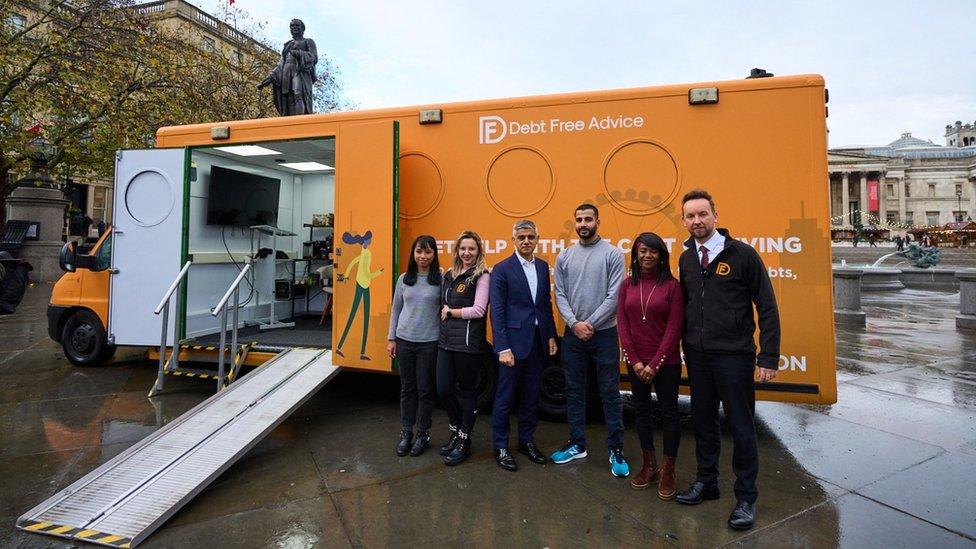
[845,245,943,292]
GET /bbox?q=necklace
[638,277,658,322]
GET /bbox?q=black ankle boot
[396,430,413,457]
[439,425,460,456]
[444,429,471,466]
[409,431,430,457]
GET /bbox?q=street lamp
[957,189,963,222]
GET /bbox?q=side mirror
[59,241,77,272]
[75,254,99,270]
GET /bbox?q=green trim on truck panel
[179,147,191,341]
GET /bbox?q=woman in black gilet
[436,230,490,466]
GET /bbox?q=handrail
[149,260,192,398]
[212,260,252,316]
[155,261,193,315]
[211,259,253,392]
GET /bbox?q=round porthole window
[124,169,175,227]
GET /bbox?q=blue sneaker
[610,448,630,478]
[550,442,587,464]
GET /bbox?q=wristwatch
[446,310,453,318]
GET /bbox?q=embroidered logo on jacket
[715,262,731,276]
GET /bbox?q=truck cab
[48,229,115,365]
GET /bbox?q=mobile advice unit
[26,74,836,545]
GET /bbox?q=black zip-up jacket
[679,229,781,369]
[438,267,488,354]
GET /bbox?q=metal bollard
[956,269,976,330]
[833,267,866,326]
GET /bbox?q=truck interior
[184,137,336,350]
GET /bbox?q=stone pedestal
[955,269,976,330]
[833,267,866,326]
[6,186,69,283]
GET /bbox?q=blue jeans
[562,326,624,450]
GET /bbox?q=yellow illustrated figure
[336,230,383,359]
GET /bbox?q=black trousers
[627,362,681,457]
[685,348,759,504]
[436,349,482,433]
[397,338,438,432]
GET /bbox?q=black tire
[538,361,568,421]
[61,310,114,366]
[475,353,498,412]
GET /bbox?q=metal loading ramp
[17,348,338,548]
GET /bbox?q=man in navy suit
[490,219,559,471]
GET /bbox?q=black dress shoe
[495,448,518,471]
[409,432,430,457]
[675,481,720,505]
[728,500,755,530]
[395,430,413,457]
[518,442,547,464]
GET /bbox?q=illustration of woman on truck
[336,230,383,360]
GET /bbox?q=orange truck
[49,72,837,409]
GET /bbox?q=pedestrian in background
[388,235,442,457]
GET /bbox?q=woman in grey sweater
[387,235,442,457]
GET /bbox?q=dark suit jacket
[490,253,557,360]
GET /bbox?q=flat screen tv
[206,165,281,227]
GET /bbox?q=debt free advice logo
[479,113,645,144]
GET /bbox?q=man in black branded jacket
[674,189,780,531]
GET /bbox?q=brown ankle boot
[658,455,677,500]
[630,450,660,490]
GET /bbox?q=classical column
[879,173,887,222]
[897,177,906,222]
[969,179,975,221]
[859,173,868,224]
[841,172,850,227]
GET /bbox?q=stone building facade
[828,125,976,232]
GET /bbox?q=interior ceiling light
[213,145,281,156]
[279,162,334,172]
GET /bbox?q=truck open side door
[332,121,399,371]
[109,148,187,346]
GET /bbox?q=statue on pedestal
[258,19,318,116]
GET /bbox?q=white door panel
[109,149,186,346]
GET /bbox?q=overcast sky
[198,0,976,148]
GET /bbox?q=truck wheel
[476,354,498,412]
[538,362,568,421]
[62,310,113,366]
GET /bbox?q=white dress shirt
[697,230,725,266]
[518,254,539,304]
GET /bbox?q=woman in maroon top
[617,232,684,499]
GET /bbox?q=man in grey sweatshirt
[550,203,629,478]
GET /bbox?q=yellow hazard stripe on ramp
[21,521,132,546]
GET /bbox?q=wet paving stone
[859,452,976,539]
[732,492,973,548]
[3,283,976,546]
